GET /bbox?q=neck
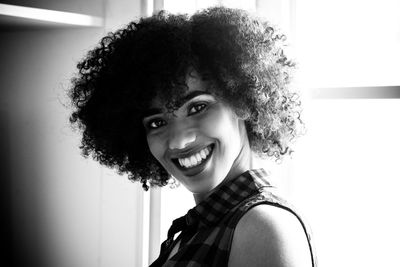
[192,134,259,204]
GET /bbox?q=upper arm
[228,205,312,267]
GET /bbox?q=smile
[177,145,212,168]
[171,144,214,172]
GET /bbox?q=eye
[147,118,166,129]
[188,103,207,115]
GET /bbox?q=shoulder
[228,204,312,267]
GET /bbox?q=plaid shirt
[150,169,317,267]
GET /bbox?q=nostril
[168,131,197,150]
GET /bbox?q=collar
[184,168,273,228]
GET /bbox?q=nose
[168,122,196,150]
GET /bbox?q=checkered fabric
[150,169,317,267]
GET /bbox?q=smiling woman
[144,70,250,198]
[68,6,316,267]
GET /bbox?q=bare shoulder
[228,204,312,267]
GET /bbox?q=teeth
[190,156,197,166]
[177,146,212,169]
[196,154,202,162]
[184,158,190,167]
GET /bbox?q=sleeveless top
[150,169,317,267]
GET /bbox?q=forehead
[150,70,211,109]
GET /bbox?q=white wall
[0,27,100,267]
[0,0,146,266]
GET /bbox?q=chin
[184,169,226,195]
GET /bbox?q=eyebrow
[143,108,163,118]
[177,90,211,106]
[143,91,211,117]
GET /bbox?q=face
[143,71,251,196]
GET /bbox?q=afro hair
[68,6,303,190]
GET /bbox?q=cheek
[146,134,164,161]
[198,107,241,143]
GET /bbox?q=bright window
[296,0,400,88]
[151,1,400,267]
[164,0,256,14]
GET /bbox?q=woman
[69,6,316,266]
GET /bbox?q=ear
[233,106,250,121]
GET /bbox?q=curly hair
[68,6,303,190]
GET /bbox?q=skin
[143,70,254,203]
[143,69,312,266]
[229,205,313,267]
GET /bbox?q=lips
[170,144,214,176]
